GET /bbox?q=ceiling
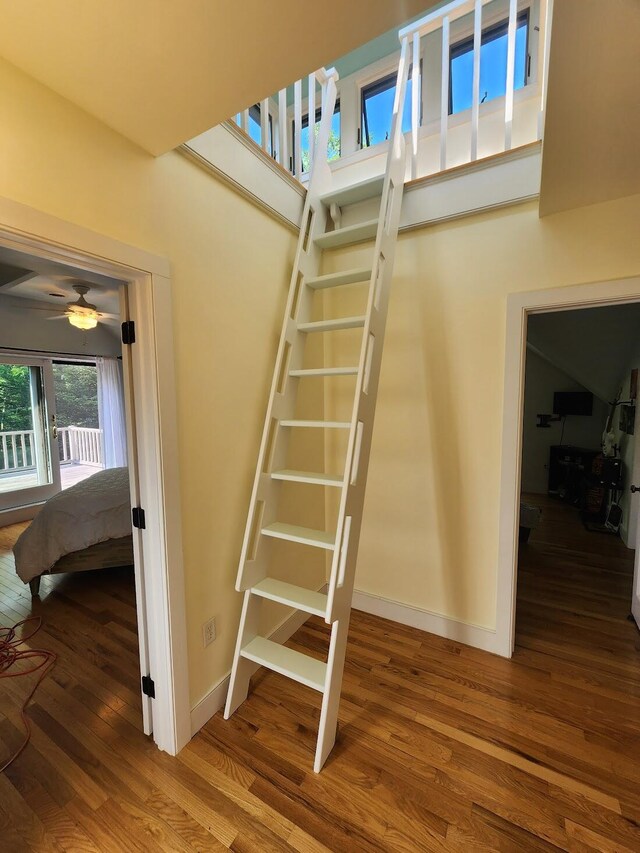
[0,0,439,156]
[528,302,640,403]
[540,0,640,216]
[0,247,122,330]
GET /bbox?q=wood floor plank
[2,497,639,850]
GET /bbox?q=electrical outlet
[203,617,216,647]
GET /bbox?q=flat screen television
[553,391,593,416]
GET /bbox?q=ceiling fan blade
[45,315,69,321]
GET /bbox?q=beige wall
[0,57,328,707]
[322,193,640,630]
[2,52,640,706]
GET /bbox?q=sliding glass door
[0,356,61,510]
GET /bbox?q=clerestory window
[449,10,530,115]
[292,100,341,174]
[359,66,419,149]
[248,103,274,156]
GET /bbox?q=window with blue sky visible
[247,104,274,155]
[361,72,414,148]
[450,12,529,114]
[299,107,341,172]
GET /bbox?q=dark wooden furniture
[28,534,134,596]
[548,445,600,504]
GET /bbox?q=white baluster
[504,0,518,151]
[308,73,316,167]
[470,0,482,161]
[278,88,288,170]
[260,98,269,153]
[440,16,450,172]
[241,108,249,136]
[411,32,420,180]
[294,79,302,178]
[537,0,553,140]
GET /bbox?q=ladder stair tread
[314,219,379,250]
[289,366,359,377]
[262,522,336,550]
[271,469,343,487]
[252,578,328,616]
[240,636,327,692]
[280,419,351,429]
[320,175,385,207]
[298,316,366,333]
[306,268,372,290]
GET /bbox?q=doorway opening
[516,302,640,664]
[497,278,640,660]
[0,207,189,757]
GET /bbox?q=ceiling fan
[46,282,120,331]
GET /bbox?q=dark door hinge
[121,320,136,345]
[132,506,146,530]
[141,675,155,698]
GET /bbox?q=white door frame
[0,195,191,755]
[496,274,640,658]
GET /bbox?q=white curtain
[97,357,128,469]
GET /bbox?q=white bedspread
[13,467,132,583]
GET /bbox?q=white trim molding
[352,589,501,655]
[181,122,305,232]
[0,502,43,526]
[496,275,640,658]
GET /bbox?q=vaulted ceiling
[0,0,439,156]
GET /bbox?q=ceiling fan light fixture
[65,283,100,330]
[68,312,98,330]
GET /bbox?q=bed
[13,466,134,596]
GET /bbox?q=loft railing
[58,426,104,467]
[225,0,551,184]
[400,0,552,178]
[233,66,338,181]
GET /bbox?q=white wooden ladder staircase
[225,47,410,772]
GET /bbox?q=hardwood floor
[1,509,639,851]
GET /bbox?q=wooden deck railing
[58,427,104,467]
[0,426,103,474]
[0,430,34,473]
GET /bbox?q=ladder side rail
[324,40,409,625]
[323,149,406,625]
[316,146,406,769]
[235,73,339,592]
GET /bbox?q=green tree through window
[52,364,99,428]
[0,364,31,432]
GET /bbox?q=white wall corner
[351,589,504,656]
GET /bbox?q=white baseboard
[190,584,327,737]
[351,589,504,656]
[191,585,505,737]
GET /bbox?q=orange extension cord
[0,617,56,772]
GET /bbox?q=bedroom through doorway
[0,242,153,749]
